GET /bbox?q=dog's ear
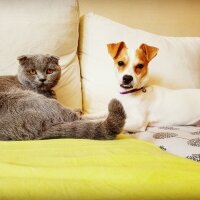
[107,41,127,58]
[139,44,159,62]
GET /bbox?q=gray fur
[17,54,61,98]
[0,55,126,141]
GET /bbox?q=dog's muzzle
[120,75,133,89]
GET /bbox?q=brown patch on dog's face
[134,44,159,77]
[134,48,148,77]
[107,41,126,59]
[115,48,129,73]
[107,41,129,73]
[139,43,159,62]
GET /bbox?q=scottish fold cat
[0,54,126,140]
[17,54,60,98]
[0,54,60,98]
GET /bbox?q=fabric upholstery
[79,13,200,114]
[0,0,82,109]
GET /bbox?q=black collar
[120,87,146,95]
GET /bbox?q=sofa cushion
[0,0,81,109]
[79,13,200,114]
[132,125,200,161]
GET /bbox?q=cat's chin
[35,82,46,87]
[37,84,53,91]
[38,84,47,88]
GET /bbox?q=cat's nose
[39,78,46,83]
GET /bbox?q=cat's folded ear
[48,55,60,65]
[17,55,30,65]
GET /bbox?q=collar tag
[142,88,146,93]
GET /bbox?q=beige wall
[79,0,200,36]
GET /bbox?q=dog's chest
[117,94,146,112]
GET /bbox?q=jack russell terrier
[107,41,200,132]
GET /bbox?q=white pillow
[0,0,82,109]
[79,13,200,114]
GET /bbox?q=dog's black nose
[123,75,133,84]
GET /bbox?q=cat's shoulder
[0,75,23,91]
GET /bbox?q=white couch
[1,0,200,161]
[0,1,200,199]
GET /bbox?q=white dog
[107,41,200,132]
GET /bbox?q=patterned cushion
[131,126,200,162]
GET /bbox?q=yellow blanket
[0,135,200,200]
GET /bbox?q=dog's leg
[124,114,148,133]
[124,123,148,133]
[138,122,149,131]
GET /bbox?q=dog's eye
[29,69,37,75]
[118,61,125,66]
[136,64,144,69]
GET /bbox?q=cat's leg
[0,112,42,140]
[73,108,82,116]
[36,99,126,140]
[37,97,81,122]
[60,107,81,122]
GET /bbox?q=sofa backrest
[0,0,82,109]
[79,13,200,114]
[79,0,200,37]
[1,0,200,113]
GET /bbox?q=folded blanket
[0,136,200,200]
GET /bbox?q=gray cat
[0,54,126,140]
[0,54,60,98]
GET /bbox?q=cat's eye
[46,69,54,74]
[118,61,125,66]
[136,64,144,69]
[29,69,37,75]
